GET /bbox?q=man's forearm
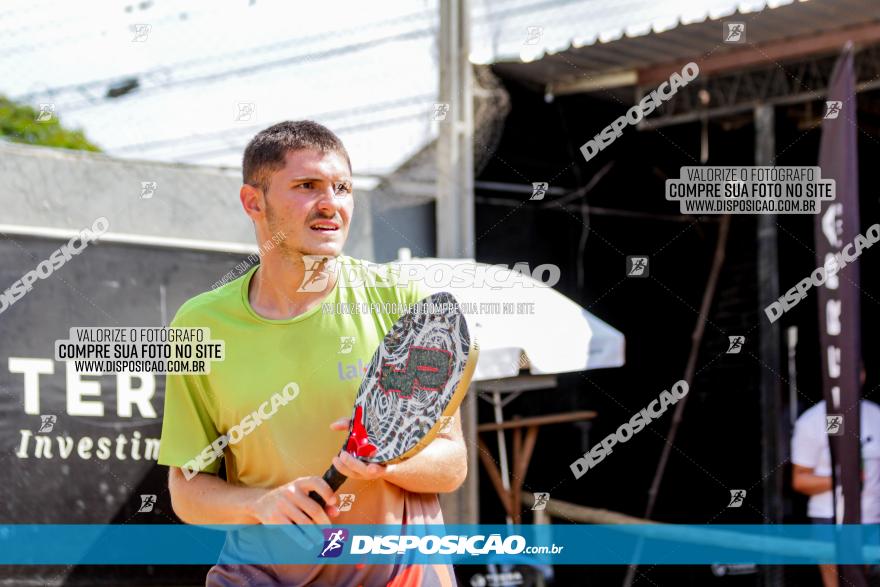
[793,472,833,496]
[383,438,467,494]
[169,467,267,524]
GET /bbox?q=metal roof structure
[487,0,880,94]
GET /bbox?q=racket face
[346,292,477,464]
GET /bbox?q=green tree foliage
[0,96,100,151]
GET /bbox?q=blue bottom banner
[1,524,878,565]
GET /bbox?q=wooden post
[755,103,785,587]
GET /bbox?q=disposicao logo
[319,528,349,558]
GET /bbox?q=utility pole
[437,0,474,259]
[755,103,784,587]
[437,0,478,524]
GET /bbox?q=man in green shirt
[158,120,465,586]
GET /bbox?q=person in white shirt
[791,398,880,587]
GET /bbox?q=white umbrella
[390,256,625,380]
[390,254,625,526]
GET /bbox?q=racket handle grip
[308,465,347,508]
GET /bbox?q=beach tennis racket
[308,291,478,507]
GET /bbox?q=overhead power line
[9,9,437,108]
[109,93,435,154]
[8,0,580,110]
[179,110,427,163]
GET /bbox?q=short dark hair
[242,120,351,194]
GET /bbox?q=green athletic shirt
[158,255,434,489]
[158,257,456,586]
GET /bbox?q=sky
[0,0,773,178]
[1,0,441,178]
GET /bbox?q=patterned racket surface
[343,291,477,464]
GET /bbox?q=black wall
[473,73,880,585]
[0,237,253,585]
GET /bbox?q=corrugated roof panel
[488,0,880,89]
[474,0,775,64]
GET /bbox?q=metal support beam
[550,69,637,96]
[755,104,785,587]
[437,0,474,259]
[638,21,880,86]
[437,0,478,525]
[639,45,880,130]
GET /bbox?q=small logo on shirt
[319,528,348,558]
[337,494,356,512]
[339,336,355,354]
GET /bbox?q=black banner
[0,236,242,584]
[815,44,866,586]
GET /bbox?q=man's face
[260,148,353,259]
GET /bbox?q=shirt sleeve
[791,412,821,469]
[156,311,222,474]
